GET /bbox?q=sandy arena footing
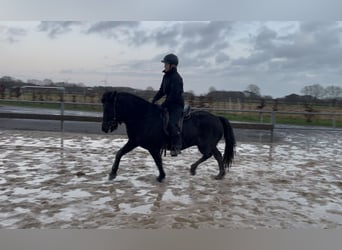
[0,129,341,228]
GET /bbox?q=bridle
[105,91,119,132]
[111,91,118,123]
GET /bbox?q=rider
[152,53,184,157]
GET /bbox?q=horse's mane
[117,91,161,116]
[117,91,152,106]
[114,91,163,121]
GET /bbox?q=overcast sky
[1,21,342,97]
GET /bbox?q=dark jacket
[152,67,184,107]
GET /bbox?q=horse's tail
[219,116,236,170]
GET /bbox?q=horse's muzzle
[102,121,118,133]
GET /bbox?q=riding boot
[170,132,182,157]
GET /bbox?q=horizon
[2,74,341,100]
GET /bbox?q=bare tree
[208,86,216,93]
[246,84,261,97]
[301,84,325,99]
[187,90,195,95]
[324,85,342,99]
[0,84,5,99]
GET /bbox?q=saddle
[183,105,191,120]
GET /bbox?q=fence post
[332,114,336,129]
[271,111,276,126]
[21,86,65,148]
[60,88,65,148]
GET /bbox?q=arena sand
[0,129,341,228]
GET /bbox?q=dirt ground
[0,129,341,229]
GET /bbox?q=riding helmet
[161,53,179,66]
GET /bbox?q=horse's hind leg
[212,147,225,180]
[109,141,136,180]
[149,149,166,182]
[190,154,211,176]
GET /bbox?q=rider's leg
[167,105,183,156]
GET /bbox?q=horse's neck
[120,95,159,121]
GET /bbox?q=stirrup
[170,149,181,157]
[170,150,178,157]
[183,105,191,119]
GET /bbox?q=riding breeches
[166,104,183,135]
[166,104,183,150]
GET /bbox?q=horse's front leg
[149,149,166,182]
[109,141,136,180]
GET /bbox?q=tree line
[240,83,342,100]
[1,76,341,108]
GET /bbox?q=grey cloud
[300,21,337,33]
[149,22,233,69]
[215,52,230,64]
[181,21,232,41]
[213,21,342,97]
[86,21,140,35]
[7,27,26,36]
[151,24,182,47]
[232,52,270,66]
[42,20,342,95]
[179,22,232,55]
[86,21,234,70]
[38,21,82,38]
[254,26,277,50]
[86,21,150,46]
[232,21,342,74]
[0,26,27,43]
[8,27,27,43]
[87,21,181,48]
[272,22,342,71]
[86,21,232,51]
[299,21,341,49]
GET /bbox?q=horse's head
[101,91,119,133]
[102,91,154,133]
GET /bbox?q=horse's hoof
[156,175,165,183]
[214,174,224,180]
[190,166,196,176]
[108,173,116,181]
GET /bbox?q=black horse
[101,91,236,182]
